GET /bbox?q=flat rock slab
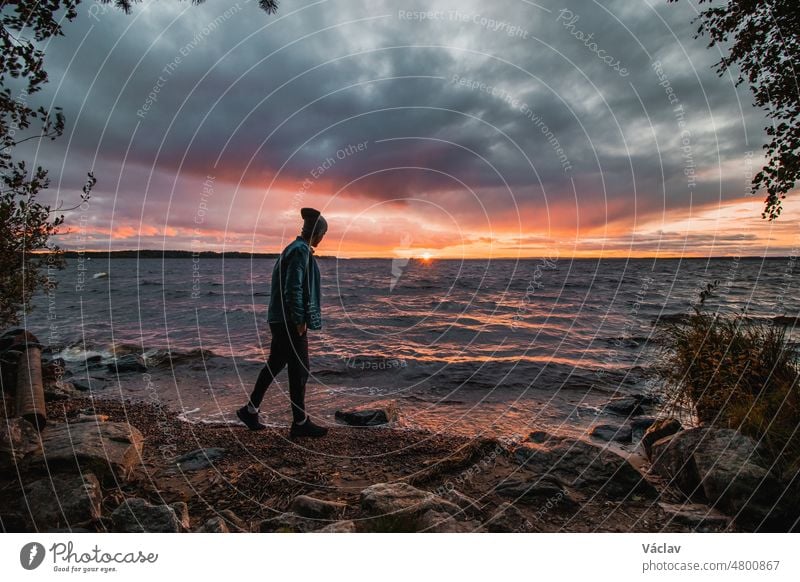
[24,421,143,483]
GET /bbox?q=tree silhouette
[669,0,800,220]
[0,0,278,326]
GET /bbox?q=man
[237,207,328,438]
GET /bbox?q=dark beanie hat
[301,207,327,238]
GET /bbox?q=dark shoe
[237,406,266,431]
[290,417,328,438]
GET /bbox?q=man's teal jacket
[267,236,322,330]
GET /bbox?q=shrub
[655,280,800,473]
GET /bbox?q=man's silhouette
[237,207,328,437]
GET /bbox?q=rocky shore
[2,330,798,533]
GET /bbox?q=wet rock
[85,355,104,369]
[334,403,397,426]
[174,447,226,471]
[316,520,357,533]
[0,417,41,469]
[111,498,190,533]
[494,475,578,509]
[26,473,102,530]
[290,495,346,520]
[25,421,143,483]
[359,482,460,532]
[590,423,633,443]
[630,417,657,441]
[650,428,791,530]
[71,380,92,392]
[641,418,682,459]
[107,354,147,374]
[605,395,645,416]
[515,432,658,500]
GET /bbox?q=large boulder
[514,432,658,499]
[494,475,578,509]
[111,498,190,533]
[650,428,793,530]
[26,473,103,530]
[24,421,143,483]
[359,482,461,532]
[0,417,41,469]
[641,418,682,459]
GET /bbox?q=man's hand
[296,322,307,336]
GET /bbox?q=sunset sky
[22,0,800,258]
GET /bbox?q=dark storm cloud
[26,0,771,235]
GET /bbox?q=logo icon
[20,542,46,570]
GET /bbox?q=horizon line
[53,249,799,260]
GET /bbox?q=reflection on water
[26,256,799,438]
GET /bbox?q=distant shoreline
[55,250,798,261]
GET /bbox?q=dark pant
[248,321,309,423]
